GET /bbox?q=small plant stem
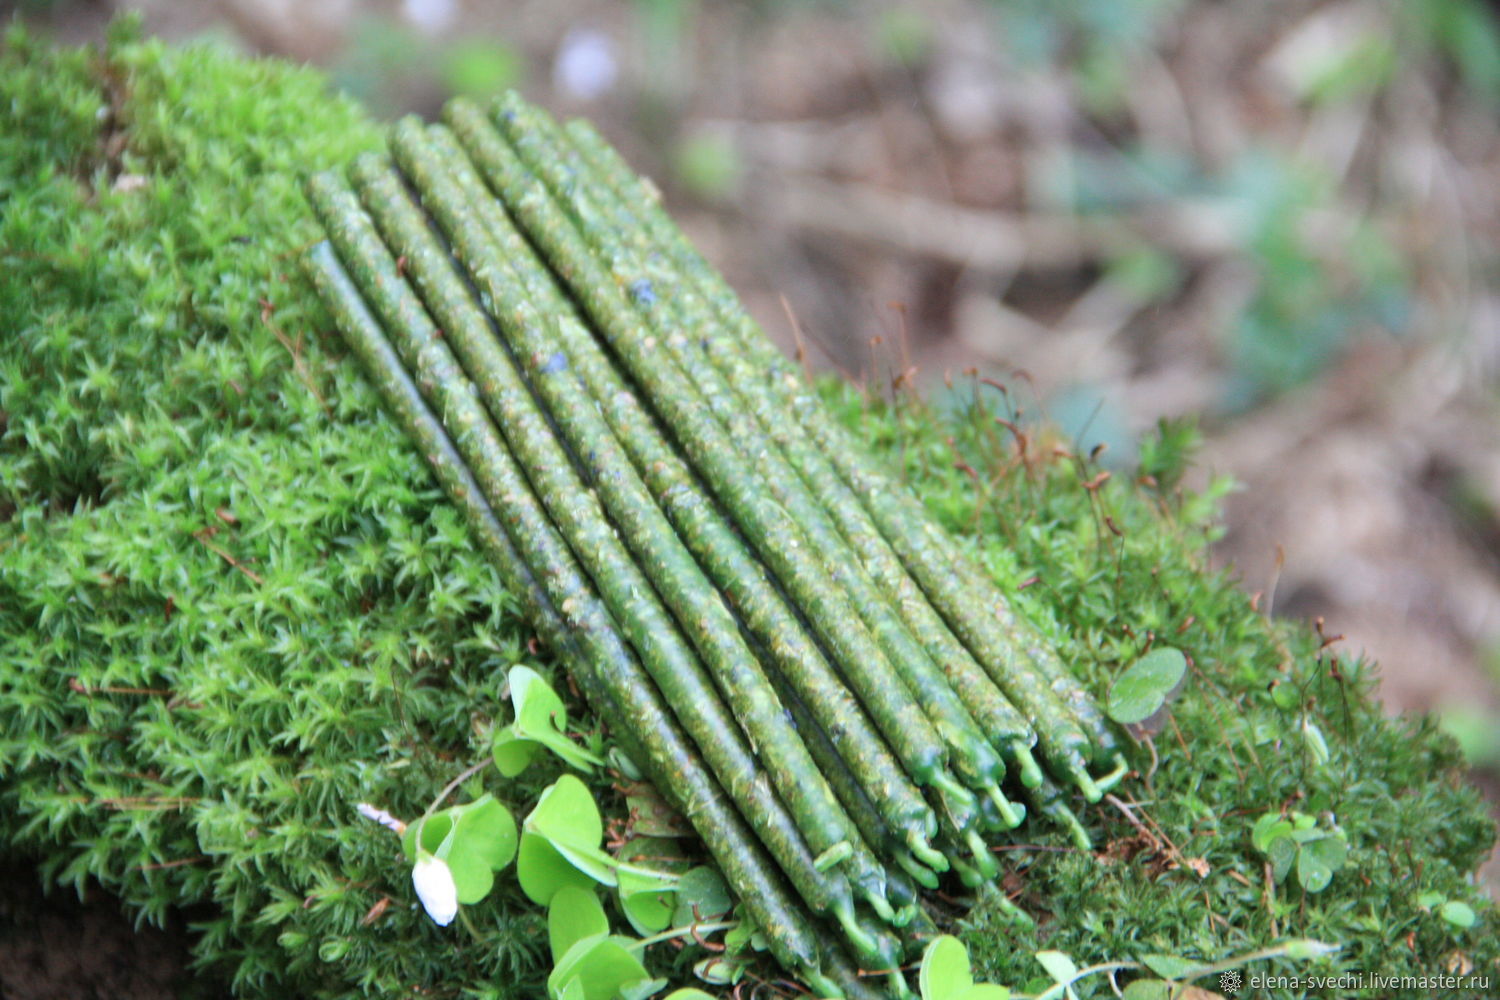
[608,860,681,886]
[425,759,491,818]
[1031,961,1138,1000]
[628,920,739,952]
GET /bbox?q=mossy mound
[2,23,1494,1000]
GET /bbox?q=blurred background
[9,0,1499,870]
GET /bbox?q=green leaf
[1301,718,1331,766]
[1417,891,1446,910]
[1439,901,1477,929]
[491,722,541,777]
[624,780,691,838]
[442,835,495,905]
[692,957,746,986]
[672,866,732,927]
[400,796,519,905]
[1269,836,1297,883]
[1107,648,1187,724]
[1140,954,1199,980]
[550,840,620,888]
[1252,813,1294,853]
[519,775,618,903]
[617,865,676,935]
[549,886,609,964]
[519,834,605,905]
[1295,834,1347,893]
[402,811,454,862]
[511,664,568,733]
[921,935,974,1000]
[1034,950,1078,985]
[547,936,651,1000]
[403,796,518,887]
[723,905,767,955]
[665,991,720,1000]
[608,748,645,781]
[555,978,587,1000]
[493,666,603,776]
[617,835,691,877]
[443,795,518,903]
[619,978,669,1000]
[1121,981,1172,1000]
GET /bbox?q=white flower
[412,852,459,926]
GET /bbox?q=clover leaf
[1295,832,1348,893]
[493,666,604,777]
[616,864,677,935]
[549,886,610,964]
[519,775,618,904]
[1107,648,1186,724]
[692,957,747,986]
[919,935,1010,1000]
[1034,950,1079,990]
[722,905,768,956]
[444,795,519,903]
[1250,813,1293,853]
[1439,901,1477,929]
[920,936,973,1000]
[401,794,517,911]
[1252,810,1347,893]
[547,934,654,1000]
[671,866,732,927]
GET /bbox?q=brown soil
[0,861,202,1000]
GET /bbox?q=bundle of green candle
[304,92,1129,998]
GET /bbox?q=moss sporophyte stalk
[4,28,1495,1000]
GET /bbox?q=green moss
[0,22,1494,1000]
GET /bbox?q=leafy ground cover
[1,22,1495,1000]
